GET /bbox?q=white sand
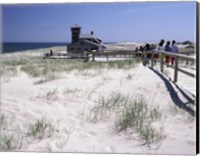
[1,54,196,154]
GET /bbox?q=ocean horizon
[1,42,117,53]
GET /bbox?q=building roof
[83,39,106,48]
[80,34,102,43]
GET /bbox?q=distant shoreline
[1,41,194,54]
[2,42,117,53]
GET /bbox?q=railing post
[151,51,154,68]
[92,54,95,61]
[174,56,179,82]
[186,54,189,65]
[160,53,164,73]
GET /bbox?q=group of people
[135,44,156,53]
[134,43,156,59]
[134,39,179,66]
[157,39,179,65]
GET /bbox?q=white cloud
[121,3,190,15]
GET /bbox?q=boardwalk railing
[85,50,142,61]
[43,50,195,84]
[146,50,196,83]
[86,50,195,84]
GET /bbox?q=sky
[1,2,196,43]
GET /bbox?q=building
[67,24,106,53]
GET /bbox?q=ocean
[2,43,69,53]
[2,42,116,53]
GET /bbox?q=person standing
[157,39,165,51]
[171,40,179,65]
[142,43,151,66]
[165,41,172,64]
[153,39,165,65]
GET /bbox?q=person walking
[142,43,151,66]
[171,40,179,65]
[165,41,172,65]
[157,39,165,51]
[154,39,165,65]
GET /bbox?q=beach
[0,42,196,154]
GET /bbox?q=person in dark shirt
[142,43,151,66]
[165,41,172,65]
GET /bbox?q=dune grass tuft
[0,132,23,151]
[98,92,127,110]
[116,96,163,146]
[0,65,18,82]
[0,114,8,128]
[90,93,164,146]
[44,88,58,100]
[27,117,57,139]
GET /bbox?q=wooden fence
[146,50,196,83]
[85,50,195,83]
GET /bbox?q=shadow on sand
[148,67,195,117]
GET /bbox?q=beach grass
[0,133,23,151]
[44,88,58,99]
[27,117,57,139]
[92,93,164,146]
[0,64,18,82]
[88,92,164,146]
[0,114,8,128]
[18,58,139,84]
[98,92,127,110]
[116,96,163,146]
[1,55,139,84]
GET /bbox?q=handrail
[150,50,195,61]
[147,50,195,83]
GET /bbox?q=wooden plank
[177,68,196,78]
[92,54,95,61]
[151,51,154,68]
[174,56,178,82]
[160,53,164,73]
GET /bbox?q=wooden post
[186,54,189,65]
[174,56,179,82]
[92,54,95,61]
[151,51,154,68]
[160,53,164,73]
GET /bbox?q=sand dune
[0,51,196,154]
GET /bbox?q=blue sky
[2,2,196,43]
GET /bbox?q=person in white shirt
[154,39,165,64]
[157,39,165,51]
[171,40,179,65]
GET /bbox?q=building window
[71,47,74,50]
[80,42,84,45]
